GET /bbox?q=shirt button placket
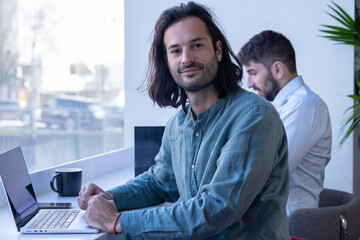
[192,132,200,170]
[191,131,200,194]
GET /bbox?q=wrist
[106,191,116,201]
[113,212,122,235]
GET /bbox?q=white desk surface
[0,166,134,240]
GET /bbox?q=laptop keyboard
[28,209,80,229]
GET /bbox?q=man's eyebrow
[189,37,204,43]
[246,69,256,74]
[168,43,180,50]
[167,37,205,50]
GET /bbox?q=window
[0,0,124,172]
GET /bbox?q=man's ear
[270,61,285,80]
[215,40,222,62]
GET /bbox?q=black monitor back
[134,126,165,176]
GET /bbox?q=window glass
[0,0,124,172]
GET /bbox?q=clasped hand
[77,183,121,233]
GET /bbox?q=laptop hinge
[17,208,39,231]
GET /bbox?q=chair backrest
[288,188,360,240]
[134,126,165,176]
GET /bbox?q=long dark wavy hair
[142,1,242,112]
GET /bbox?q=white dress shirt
[272,75,332,215]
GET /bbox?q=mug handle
[50,173,62,193]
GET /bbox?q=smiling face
[245,60,280,101]
[163,16,222,93]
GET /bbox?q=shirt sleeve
[108,125,180,210]
[115,104,289,239]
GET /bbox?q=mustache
[177,62,204,74]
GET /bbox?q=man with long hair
[238,30,332,216]
[78,3,290,239]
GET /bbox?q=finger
[78,198,87,210]
[77,196,81,207]
[84,210,90,224]
[84,209,102,232]
[83,187,97,206]
[86,183,103,198]
[78,185,86,197]
[92,183,104,195]
[78,187,85,200]
[82,185,93,199]
[77,198,87,210]
[98,191,112,200]
[78,186,90,210]
[84,208,96,227]
[89,195,100,204]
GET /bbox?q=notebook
[0,146,99,234]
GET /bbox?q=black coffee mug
[50,168,82,196]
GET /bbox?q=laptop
[0,146,99,234]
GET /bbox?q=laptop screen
[0,147,39,230]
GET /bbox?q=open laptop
[0,146,99,234]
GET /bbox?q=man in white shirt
[238,30,332,215]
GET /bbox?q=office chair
[134,126,165,176]
[288,188,360,240]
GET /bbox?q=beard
[169,54,219,93]
[263,72,280,101]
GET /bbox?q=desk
[0,166,133,240]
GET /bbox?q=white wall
[124,0,354,193]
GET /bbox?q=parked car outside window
[0,100,32,127]
[39,95,105,131]
[103,104,124,128]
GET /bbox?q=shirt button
[191,164,195,169]
[195,132,199,137]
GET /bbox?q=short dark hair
[143,1,242,112]
[238,30,297,74]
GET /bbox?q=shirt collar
[187,88,240,121]
[272,75,304,109]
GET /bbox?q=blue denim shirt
[109,88,290,239]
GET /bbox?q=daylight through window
[0,0,125,172]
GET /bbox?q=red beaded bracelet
[113,212,122,235]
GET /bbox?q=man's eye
[193,43,203,48]
[171,49,180,54]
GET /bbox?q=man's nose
[247,78,254,88]
[181,48,194,65]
